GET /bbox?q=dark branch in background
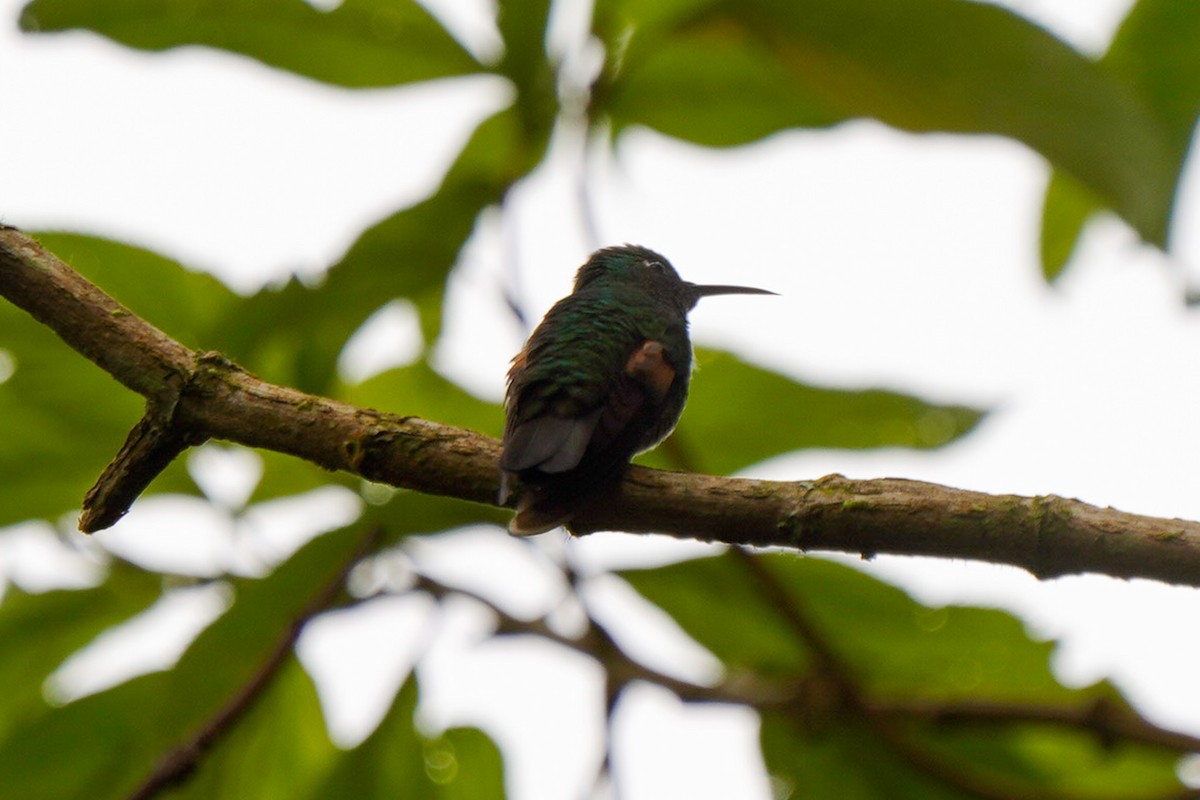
[738,550,1016,800]
[5,226,1200,585]
[127,528,378,800]
[735,552,1200,800]
[879,697,1200,756]
[410,568,1200,783]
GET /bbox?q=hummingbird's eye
[644,260,667,274]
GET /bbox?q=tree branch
[571,471,1200,585]
[876,696,1200,755]
[5,227,1200,586]
[0,225,194,400]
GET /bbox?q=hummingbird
[499,244,775,535]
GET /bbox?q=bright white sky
[7,0,1200,797]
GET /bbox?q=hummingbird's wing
[500,407,604,476]
[501,340,675,474]
[499,336,678,533]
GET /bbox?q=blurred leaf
[917,723,1184,796]
[0,561,162,742]
[31,232,238,349]
[312,675,504,799]
[637,349,982,475]
[1105,0,1200,139]
[497,0,557,150]
[1039,173,1102,282]
[1041,0,1200,278]
[602,0,1175,246]
[430,726,507,800]
[219,106,539,395]
[0,234,224,525]
[19,0,482,88]
[152,525,367,736]
[362,490,509,540]
[605,29,839,145]
[624,552,811,677]
[0,669,165,800]
[346,358,502,437]
[629,553,1186,796]
[761,716,963,800]
[762,710,1184,798]
[214,179,491,394]
[0,524,369,798]
[167,657,336,800]
[498,0,551,87]
[625,554,1072,699]
[249,449,352,505]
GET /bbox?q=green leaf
[1105,0,1200,140]
[604,21,841,145]
[152,525,369,737]
[762,710,1185,798]
[0,670,166,800]
[636,349,983,475]
[0,561,162,743]
[249,449,352,505]
[624,553,812,677]
[1039,172,1102,283]
[497,0,551,87]
[496,0,557,146]
[628,553,1186,796]
[602,0,1175,246]
[918,723,1185,796]
[217,182,486,394]
[1041,0,1200,278]
[361,490,509,540]
[312,676,505,799]
[30,233,238,349]
[624,554,1074,700]
[19,0,482,88]
[167,657,336,800]
[761,715,963,800]
[429,726,507,800]
[345,358,502,437]
[0,525,370,798]
[219,107,539,395]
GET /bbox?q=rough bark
[4,226,1200,586]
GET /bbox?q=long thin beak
[689,283,778,299]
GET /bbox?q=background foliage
[3,0,1200,797]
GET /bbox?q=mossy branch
[4,226,1200,585]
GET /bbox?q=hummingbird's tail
[500,472,574,535]
[508,490,573,536]
[504,446,632,535]
[505,465,622,536]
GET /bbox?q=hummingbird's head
[573,244,775,311]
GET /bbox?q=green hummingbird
[499,244,775,535]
